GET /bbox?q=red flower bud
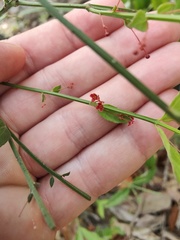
[90,93,100,102]
[96,102,104,112]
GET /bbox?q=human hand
[0,0,180,239]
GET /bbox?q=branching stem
[8,137,56,230]
[9,130,91,201]
[2,82,180,134]
[2,1,180,24]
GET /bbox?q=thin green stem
[89,8,180,23]
[16,1,133,12]
[8,137,56,230]
[16,1,180,24]
[1,82,90,104]
[17,0,85,9]
[0,0,17,16]
[1,1,180,24]
[9,130,91,201]
[2,82,179,134]
[105,105,180,134]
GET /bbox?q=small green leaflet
[133,155,157,186]
[98,109,124,123]
[52,85,61,93]
[75,226,102,240]
[41,93,46,103]
[105,188,130,208]
[50,176,55,187]
[98,104,133,124]
[126,10,148,32]
[19,192,34,217]
[175,0,180,9]
[96,188,130,218]
[0,119,11,147]
[156,126,180,182]
[157,2,175,13]
[160,93,180,122]
[62,171,70,177]
[96,199,108,218]
[27,193,33,203]
[151,0,169,10]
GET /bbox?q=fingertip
[0,42,25,81]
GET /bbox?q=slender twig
[89,7,180,23]
[8,137,56,229]
[1,82,180,134]
[9,130,91,201]
[13,1,180,24]
[15,1,134,12]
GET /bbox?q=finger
[6,0,123,81]
[0,186,55,240]
[38,90,178,229]
[1,21,180,133]
[0,42,25,82]
[18,42,180,176]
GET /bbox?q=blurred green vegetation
[122,0,179,10]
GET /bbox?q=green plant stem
[0,0,16,15]
[2,82,179,134]
[16,1,133,12]
[8,137,56,230]
[89,8,180,23]
[9,130,91,201]
[15,1,180,24]
[17,0,85,9]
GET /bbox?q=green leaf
[157,3,176,14]
[62,171,70,177]
[151,0,169,10]
[157,126,180,182]
[27,193,33,203]
[98,105,133,124]
[50,176,55,187]
[77,227,102,240]
[175,0,180,9]
[105,188,130,208]
[131,0,151,10]
[0,119,11,147]
[97,222,125,238]
[160,93,180,122]
[52,85,61,93]
[127,10,148,32]
[96,199,108,218]
[145,155,157,169]
[133,155,157,186]
[75,229,84,240]
[41,92,46,103]
[98,110,124,124]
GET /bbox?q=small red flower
[96,102,104,112]
[90,93,104,112]
[90,93,100,102]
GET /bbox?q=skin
[0,0,180,239]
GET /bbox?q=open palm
[0,0,180,239]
